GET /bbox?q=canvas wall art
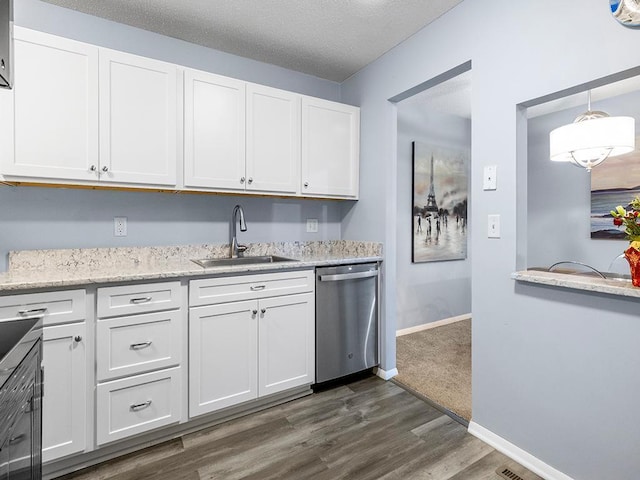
[591,135,640,239]
[412,141,468,262]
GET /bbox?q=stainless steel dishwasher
[315,262,379,383]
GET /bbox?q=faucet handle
[237,244,248,255]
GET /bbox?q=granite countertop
[0,241,383,292]
[512,270,640,299]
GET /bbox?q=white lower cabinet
[95,281,184,445]
[188,300,258,417]
[188,271,315,418]
[0,288,87,464]
[258,293,314,397]
[96,367,182,445]
[42,322,87,463]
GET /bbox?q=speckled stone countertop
[512,270,640,299]
[0,241,383,291]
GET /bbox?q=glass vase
[624,245,640,287]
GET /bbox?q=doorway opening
[391,62,472,424]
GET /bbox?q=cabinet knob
[74,335,82,342]
[248,177,253,184]
[240,177,246,184]
[261,308,266,314]
[304,182,309,188]
[252,309,258,315]
[102,166,109,172]
[89,165,97,172]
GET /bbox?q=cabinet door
[301,97,360,198]
[42,322,86,463]
[246,84,300,194]
[188,300,257,417]
[0,28,99,181]
[184,69,246,190]
[99,49,178,186]
[258,293,315,397]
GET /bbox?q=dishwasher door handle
[318,270,378,282]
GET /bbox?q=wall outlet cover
[306,218,319,233]
[114,217,127,237]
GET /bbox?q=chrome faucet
[230,204,247,258]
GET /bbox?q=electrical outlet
[114,217,127,237]
[488,214,500,238]
[306,218,319,233]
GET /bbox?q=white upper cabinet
[99,49,178,186]
[246,84,300,194]
[184,69,246,190]
[0,28,99,181]
[301,97,360,198]
[0,28,360,198]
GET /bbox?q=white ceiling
[41,0,464,82]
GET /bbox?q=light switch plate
[488,214,500,238]
[483,165,497,191]
[306,218,318,233]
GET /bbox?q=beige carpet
[395,318,472,421]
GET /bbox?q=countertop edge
[0,256,383,292]
[512,270,640,299]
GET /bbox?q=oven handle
[17,307,48,319]
[318,270,378,282]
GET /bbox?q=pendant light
[549,91,635,172]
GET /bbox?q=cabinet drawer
[96,310,182,381]
[97,281,181,318]
[189,270,314,307]
[96,367,181,445]
[0,289,85,326]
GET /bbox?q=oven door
[0,343,42,480]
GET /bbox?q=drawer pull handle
[130,400,152,411]
[18,307,48,317]
[130,341,153,350]
[261,308,266,314]
[130,297,152,304]
[252,309,258,315]
[250,285,266,291]
[74,336,82,342]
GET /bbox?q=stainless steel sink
[192,255,298,268]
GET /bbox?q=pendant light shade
[549,92,636,172]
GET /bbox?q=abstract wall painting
[412,141,468,263]
[591,135,640,239]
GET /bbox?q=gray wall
[0,1,344,272]
[340,0,640,478]
[0,187,342,271]
[527,91,640,272]
[396,104,471,331]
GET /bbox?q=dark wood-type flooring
[57,377,541,480]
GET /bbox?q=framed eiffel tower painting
[412,141,468,263]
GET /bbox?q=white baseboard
[375,367,398,380]
[396,313,471,337]
[468,421,575,480]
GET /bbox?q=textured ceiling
[41,0,464,82]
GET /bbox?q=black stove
[0,313,43,480]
